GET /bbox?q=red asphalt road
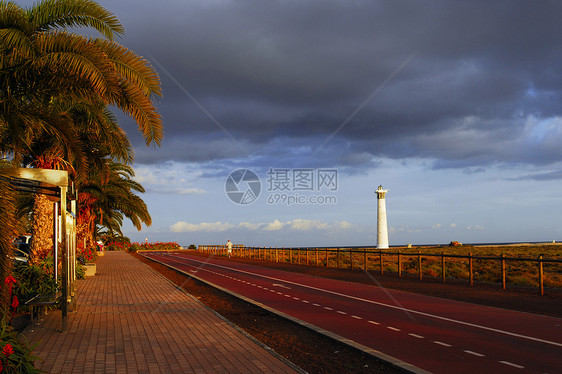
[143,252,562,374]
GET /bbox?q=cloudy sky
[26,0,562,246]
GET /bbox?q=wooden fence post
[380,250,384,275]
[501,253,506,290]
[398,250,402,277]
[316,248,319,267]
[539,255,544,296]
[418,251,422,280]
[350,249,353,271]
[364,249,368,271]
[306,248,309,266]
[336,249,340,269]
[469,252,473,286]
[325,248,328,267]
[441,252,446,283]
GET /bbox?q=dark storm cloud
[106,0,562,170]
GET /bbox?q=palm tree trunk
[0,175,17,315]
[30,194,54,264]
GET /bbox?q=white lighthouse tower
[375,185,389,249]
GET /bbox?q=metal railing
[195,245,562,296]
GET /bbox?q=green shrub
[0,317,41,373]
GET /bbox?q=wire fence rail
[196,245,562,296]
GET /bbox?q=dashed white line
[293,297,300,301]
[351,315,362,320]
[499,361,524,369]
[464,350,485,357]
[337,311,347,315]
[324,306,334,311]
[301,300,310,303]
[387,326,401,332]
[368,321,380,325]
[408,333,424,339]
[284,294,291,298]
[312,303,321,307]
[433,341,452,347]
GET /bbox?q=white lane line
[284,294,291,298]
[433,341,452,347]
[312,303,321,307]
[293,297,300,301]
[351,315,362,320]
[337,311,347,315]
[408,333,424,339]
[464,350,485,357]
[387,326,401,332]
[302,300,310,303]
[176,257,562,348]
[324,307,334,311]
[499,361,524,369]
[368,321,380,325]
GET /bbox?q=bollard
[364,249,368,271]
[380,250,384,275]
[398,250,401,278]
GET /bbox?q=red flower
[4,276,16,286]
[2,344,14,358]
[11,295,19,310]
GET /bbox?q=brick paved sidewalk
[24,251,299,373]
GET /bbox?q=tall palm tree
[1,0,163,261]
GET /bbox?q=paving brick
[24,251,299,373]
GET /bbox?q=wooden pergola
[3,167,76,331]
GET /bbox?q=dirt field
[134,251,562,374]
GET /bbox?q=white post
[375,185,389,249]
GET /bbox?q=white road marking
[408,333,424,339]
[175,257,562,348]
[387,326,401,332]
[302,300,310,303]
[293,297,300,300]
[312,303,321,307]
[351,315,362,320]
[324,307,334,311]
[464,350,485,357]
[499,361,524,369]
[368,321,380,325]
[337,311,347,315]
[433,341,452,347]
[272,283,291,289]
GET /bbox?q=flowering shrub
[0,317,40,373]
[106,241,181,252]
[1,277,41,373]
[76,247,97,265]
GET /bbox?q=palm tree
[78,161,151,249]
[1,0,163,261]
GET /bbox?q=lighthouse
[375,185,389,249]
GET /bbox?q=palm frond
[29,0,124,40]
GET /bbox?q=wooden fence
[196,245,562,296]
